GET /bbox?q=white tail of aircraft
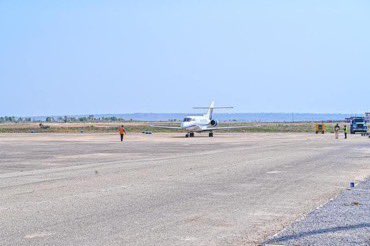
[193,101,233,120]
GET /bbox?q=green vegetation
[0,116,32,123]
[0,115,130,123]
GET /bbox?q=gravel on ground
[265,179,370,246]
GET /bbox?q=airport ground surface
[0,133,369,245]
[265,178,370,245]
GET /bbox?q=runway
[0,133,369,245]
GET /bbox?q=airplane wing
[150,125,183,130]
[201,126,250,131]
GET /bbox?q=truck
[365,112,370,123]
[349,117,368,134]
[315,123,326,134]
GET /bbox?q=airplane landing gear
[190,132,194,137]
[209,132,213,137]
[186,132,195,138]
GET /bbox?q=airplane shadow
[264,223,370,245]
[170,135,214,139]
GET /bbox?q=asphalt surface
[265,179,370,245]
[0,133,369,245]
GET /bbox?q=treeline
[0,115,184,123]
[51,115,131,123]
[0,115,131,123]
[0,116,32,123]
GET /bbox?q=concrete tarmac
[0,133,369,245]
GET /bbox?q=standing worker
[334,123,340,139]
[344,125,348,139]
[119,125,126,142]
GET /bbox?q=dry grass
[0,122,339,134]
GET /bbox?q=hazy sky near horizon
[1,1,370,116]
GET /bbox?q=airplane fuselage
[181,116,216,132]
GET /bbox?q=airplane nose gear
[209,132,213,137]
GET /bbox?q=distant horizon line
[1,112,366,118]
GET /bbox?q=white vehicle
[151,101,248,137]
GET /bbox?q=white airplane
[151,101,247,137]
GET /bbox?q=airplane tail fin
[206,101,215,120]
[193,101,233,120]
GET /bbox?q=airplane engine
[210,119,218,127]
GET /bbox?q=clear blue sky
[1,0,369,116]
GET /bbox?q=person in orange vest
[119,125,126,142]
